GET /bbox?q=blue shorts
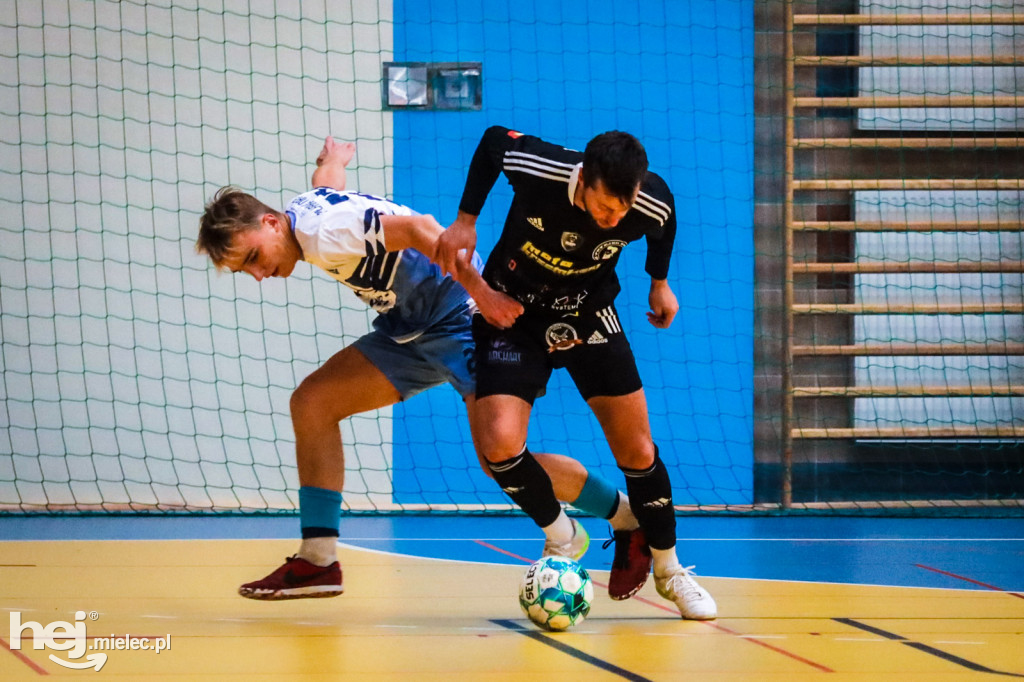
[352,304,476,400]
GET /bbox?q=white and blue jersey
[287,187,481,344]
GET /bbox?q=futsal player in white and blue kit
[195,138,652,600]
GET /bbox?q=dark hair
[582,131,648,202]
[195,186,276,267]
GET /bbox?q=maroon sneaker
[604,528,652,600]
[239,555,344,600]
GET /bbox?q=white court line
[338,537,1024,542]
[738,634,788,639]
[459,626,507,632]
[335,543,1019,593]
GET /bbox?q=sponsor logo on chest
[521,241,602,277]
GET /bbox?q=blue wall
[390,0,754,507]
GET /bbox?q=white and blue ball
[518,556,593,631]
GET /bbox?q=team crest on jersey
[527,217,544,231]
[545,322,582,353]
[593,240,627,260]
[560,232,582,251]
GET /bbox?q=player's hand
[435,214,478,277]
[316,136,356,168]
[476,288,524,329]
[647,279,679,328]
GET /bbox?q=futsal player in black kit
[435,126,716,619]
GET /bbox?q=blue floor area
[2,515,1022,593]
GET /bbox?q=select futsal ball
[518,556,593,631]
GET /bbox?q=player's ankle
[542,510,575,547]
[298,536,339,567]
[651,546,681,577]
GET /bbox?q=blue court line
[491,619,653,682]
[835,618,1024,678]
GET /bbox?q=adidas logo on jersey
[527,216,544,231]
[587,330,607,345]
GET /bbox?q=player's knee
[290,375,351,426]
[612,438,656,470]
[290,382,318,426]
[470,417,526,464]
[474,432,522,464]
[475,426,528,464]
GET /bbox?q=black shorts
[472,304,643,404]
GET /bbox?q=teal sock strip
[299,486,342,535]
[572,472,619,519]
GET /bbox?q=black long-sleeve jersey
[458,126,677,315]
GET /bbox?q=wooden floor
[2,531,1022,681]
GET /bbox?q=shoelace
[669,565,704,599]
[601,532,631,569]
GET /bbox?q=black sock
[621,446,676,550]
[487,448,562,528]
[301,527,339,539]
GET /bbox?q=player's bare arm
[380,214,523,328]
[311,136,356,190]
[646,278,679,329]
[435,210,479,277]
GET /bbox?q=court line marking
[475,540,836,674]
[835,618,1024,678]
[491,619,654,682]
[914,563,1024,599]
[339,537,1024,542]
[342,541,1017,594]
[0,635,49,676]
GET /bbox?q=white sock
[608,492,639,532]
[298,536,338,567]
[651,546,681,577]
[542,510,575,546]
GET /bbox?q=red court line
[914,563,1024,599]
[474,540,533,564]
[474,539,835,673]
[0,636,49,676]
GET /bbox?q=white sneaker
[542,518,590,561]
[654,565,717,620]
